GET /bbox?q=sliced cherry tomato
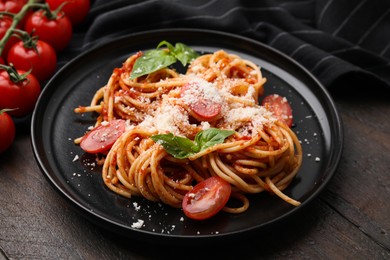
[180,83,222,122]
[190,98,222,121]
[0,109,15,153]
[182,176,231,220]
[46,0,90,25]
[24,9,72,51]
[0,67,41,117]
[7,39,57,81]
[261,94,293,127]
[80,119,126,154]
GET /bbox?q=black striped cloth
[65,0,390,90]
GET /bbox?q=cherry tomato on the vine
[0,109,16,153]
[0,0,30,28]
[7,39,57,81]
[0,0,27,14]
[0,16,20,60]
[0,67,41,117]
[24,9,72,51]
[182,176,232,220]
[262,94,293,127]
[46,0,90,26]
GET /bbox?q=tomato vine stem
[0,0,45,57]
[0,63,31,83]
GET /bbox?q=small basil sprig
[129,41,199,79]
[150,128,235,159]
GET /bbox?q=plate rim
[31,28,344,244]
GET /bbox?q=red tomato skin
[180,83,222,122]
[0,70,41,117]
[261,94,293,127]
[80,119,126,154]
[7,40,57,81]
[46,0,90,25]
[0,0,26,13]
[24,10,72,51]
[0,56,4,64]
[0,111,15,153]
[0,16,20,60]
[182,176,232,220]
[0,0,29,28]
[188,98,222,121]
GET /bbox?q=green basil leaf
[129,49,176,79]
[157,40,175,52]
[171,43,199,66]
[151,128,235,159]
[193,128,235,151]
[150,133,196,159]
[129,41,199,79]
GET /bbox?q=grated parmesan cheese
[224,106,276,131]
[131,219,144,228]
[133,202,141,211]
[181,77,223,106]
[201,121,211,130]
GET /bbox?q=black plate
[31,29,343,244]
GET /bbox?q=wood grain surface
[1,85,389,259]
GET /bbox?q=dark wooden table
[1,84,389,259]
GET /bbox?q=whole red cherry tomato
[7,39,57,81]
[0,109,16,153]
[262,94,293,127]
[24,9,72,51]
[0,0,29,27]
[0,65,41,117]
[0,56,4,64]
[46,0,90,25]
[182,176,232,220]
[0,0,26,14]
[0,16,20,60]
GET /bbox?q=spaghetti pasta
[74,47,303,216]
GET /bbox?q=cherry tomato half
[180,83,222,122]
[190,98,222,121]
[80,119,126,154]
[46,0,90,25]
[261,94,293,127]
[0,68,41,117]
[7,40,57,81]
[24,9,72,51]
[0,109,16,153]
[182,176,231,220]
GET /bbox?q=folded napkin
[66,0,390,90]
